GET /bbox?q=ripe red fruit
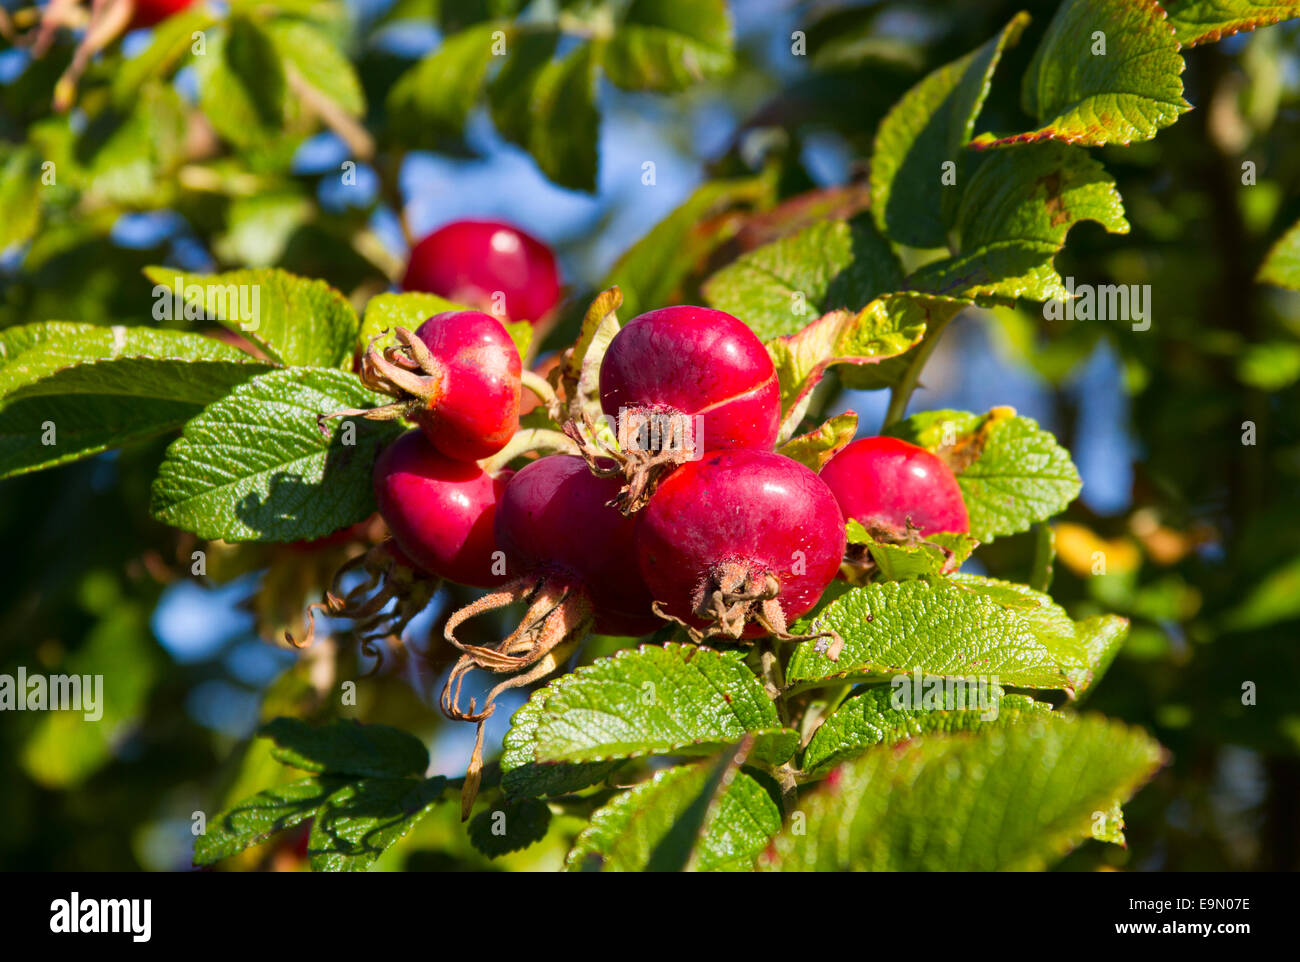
[636,449,845,640]
[493,455,659,638]
[129,0,194,29]
[402,219,562,323]
[819,436,969,538]
[600,305,780,453]
[441,454,658,819]
[373,431,511,588]
[349,310,522,462]
[579,305,780,513]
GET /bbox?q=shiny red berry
[404,310,522,461]
[819,436,969,537]
[373,431,511,588]
[402,219,562,323]
[636,449,845,639]
[599,305,780,454]
[495,455,659,636]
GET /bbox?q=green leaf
[972,0,1190,149]
[603,175,773,320]
[149,367,403,542]
[308,776,447,872]
[849,525,978,582]
[0,146,44,250]
[777,411,857,471]
[1258,216,1300,291]
[143,266,359,369]
[528,643,798,766]
[194,776,345,866]
[78,82,187,207]
[802,687,1057,775]
[870,13,1029,248]
[1165,0,1300,47]
[907,143,1130,301]
[766,294,960,437]
[501,688,623,799]
[468,797,553,857]
[196,18,287,148]
[887,407,1082,542]
[565,761,781,872]
[358,292,532,361]
[702,217,903,340]
[763,715,1164,870]
[0,322,270,479]
[1073,614,1130,696]
[386,23,499,147]
[526,43,600,192]
[112,5,220,103]
[270,19,366,117]
[602,0,734,92]
[1223,554,1300,630]
[785,577,1088,692]
[488,30,559,147]
[260,718,430,778]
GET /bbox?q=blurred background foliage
[1,0,1297,870]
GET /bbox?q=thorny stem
[882,312,957,430]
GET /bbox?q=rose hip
[636,449,845,639]
[819,436,969,538]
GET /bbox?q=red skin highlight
[129,0,194,29]
[599,306,780,453]
[636,450,846,638]
[402,219,562,324]
[373,431,511,588]
[410,310,521,462]
[495,456,660,636]
[819,437,969,536]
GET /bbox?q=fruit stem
[759,636,799,815]
[479,428,578,473]
[882,311,957,430]
[520,369,563,422]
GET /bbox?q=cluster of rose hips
[320,218,969,811]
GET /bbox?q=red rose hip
[403,219,561,323]
[636,449,845,640]
[819,436,969,538]
[129,0,195,29]
[574,305,780,513]
[344,310,522,462]
[373,431,511,588]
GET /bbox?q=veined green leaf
[802,687,1057,775]
[194,776,345,866]
[763,715,1164,870]
[907,142,1130,301]
[501,692,623,799]
[143,266,359,369]
[786,576,1088,692]
[887,407,1082,541]
[0,322,269,479]
[565,759,781,872]
[196,19,287,148]
[973,0,1190,149]
[1165,0,1300,47]
[150,367,402,542]
[870,12,1029,248]
[1258,216,1300,291]
[308,776,447,872]
[702,217,903,340]
[386,23,501,147]
[528,643,798,766]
